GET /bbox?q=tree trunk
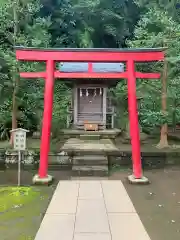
[10,0,19,145]
[157,60,169,149]
[172,99,176,133]
[10,79,18,145]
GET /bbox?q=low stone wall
[0,149,6,170]
[0,149,72,170]
[109,151,180,169]
[1,148,180,170]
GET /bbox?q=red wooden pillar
[38,60,54,178]
[127,59,142,179]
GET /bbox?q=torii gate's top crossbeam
[16,46,165,62]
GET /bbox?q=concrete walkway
[35,180,151,240]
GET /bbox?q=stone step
[72,165,109,177]
[73,151,111,156]
[73,155,108,166]
[80,134,101,140]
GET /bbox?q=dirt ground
[1,168,180,240]
[110,167,180,240]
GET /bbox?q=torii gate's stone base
[128,174,149,184]
[33,174,53,185]
[34,180,151,240]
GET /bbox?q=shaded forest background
[0,0,180,147]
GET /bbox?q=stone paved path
[34,180,151,240]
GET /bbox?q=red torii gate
[15,47,165,184]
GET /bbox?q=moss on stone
[0,186,54,240]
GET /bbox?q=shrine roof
[15,46,166,52]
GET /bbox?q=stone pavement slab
[73,233,111,240]
[75,199,110,233]
[101,180,136,213]
[78,181,103,199]
[35,214,75,240]
[46,181,79,214]
[108,213,151,240]
[34,180,151,240]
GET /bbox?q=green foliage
[135,0,180,22]
[1,0,180,140]
[0,0,52,139]
[126,5,180,130]
[72,0,139,47]
[52,82,71,137]
[0,0,141,140]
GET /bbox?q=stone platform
[60,129,121,139]
[61,138,119,154]
[34,180,151,240]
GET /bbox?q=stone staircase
[60,134,120,177]
[72,154,109,177]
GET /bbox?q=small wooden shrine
[60,62,124,130]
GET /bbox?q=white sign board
[14,132,26,150]
[10,128,29,187]
[10,128,29,151]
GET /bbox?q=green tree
[127,6,180,148]
[0,0,51,141]
[72,0,140,48]
[135,0,180,22]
